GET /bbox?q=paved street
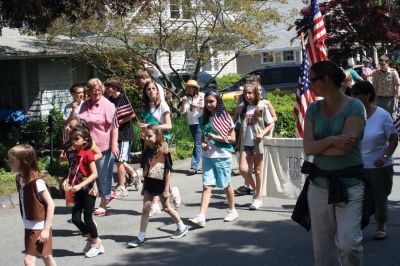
[1,152,400,266]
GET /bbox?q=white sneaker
[171,186,181,208]
[85,243,105,258]
[188,215,206,227]
[113,186,128,198]
[249,199,263,210]
[224,209,239,222]
[149,204,162,217]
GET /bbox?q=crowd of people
[7,55,400,266]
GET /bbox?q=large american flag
[212,96,231,143]
[394,100,400,136]
[306,0,328,64]
[112,93,134,129]
[294,45,315,138]
[294,0,327,138]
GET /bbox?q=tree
[0,0,143,34]
[294,0,400,64]
[44,0,285,101]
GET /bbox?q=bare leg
[253,154,264,200]
[199,186,213,214]
[42,255,57,266]
[225,185,235,209]
[116,162,126,188]
[24,255,36,266]
[140,192,154,233]
[239,151,255,190]
[160,194,181,224]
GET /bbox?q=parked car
[158,72,218,96]
[220,64,301,97]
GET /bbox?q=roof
[0,28,75,58]
[253,0,307,52]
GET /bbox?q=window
[282,50,295,62]
[170,0,191,19]
[262,52,274,64]
[202,55,219,72]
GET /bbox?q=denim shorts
[202,156,232,189]
[243,145,254,152]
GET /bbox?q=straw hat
[185,79,200,90]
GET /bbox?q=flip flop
[374,230,387,240]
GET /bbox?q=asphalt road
[1,153,400,266]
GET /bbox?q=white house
[0,28,94,117]
[236,0,307,74]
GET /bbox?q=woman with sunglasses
[351,81,398,240]
[303,61,366,266]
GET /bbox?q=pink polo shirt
[79,96,116,152]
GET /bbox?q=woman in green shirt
[304,61,366,266]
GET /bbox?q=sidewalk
[1,155,400,265]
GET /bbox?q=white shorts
[116,141,131,162]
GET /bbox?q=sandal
[374,230,387,240]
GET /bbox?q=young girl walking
[64,124,104,258]
[140,80,181,215]
[238,84,274,210]
[189,91,238,227]
[128,124,188,247]
[8,144,57,266]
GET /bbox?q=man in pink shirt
[79,78,119,216]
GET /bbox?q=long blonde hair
[8,144,40,182]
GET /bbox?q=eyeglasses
[379,60,388,65]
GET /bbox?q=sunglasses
[379,60,388,64]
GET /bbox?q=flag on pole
[212,96,231,143]
[306,0,328,64]
[294,44,315,138]
[294,0,328,138]
[394,99,400,136]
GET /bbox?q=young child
[140,80,181,215]
[60,118,102,162]
[188,91,238,227]
[128,124,188,247]
[238,83,274,210]
[64,124,104,258]
[104,76,142,197]
[9,144,57,266]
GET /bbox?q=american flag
[112,93,134,129]
[211,95,231,143]
[394,100,400,135]
[294,0,327,138]
[306,0,328,64]
[294,44,315,138]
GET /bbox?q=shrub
[48,107,65,149]
[0,143,7,168]
[220,90,297,138]
[216,73,242,90]
[16,118,48,148]
[267,91,296,138]
[223,98,237,116]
